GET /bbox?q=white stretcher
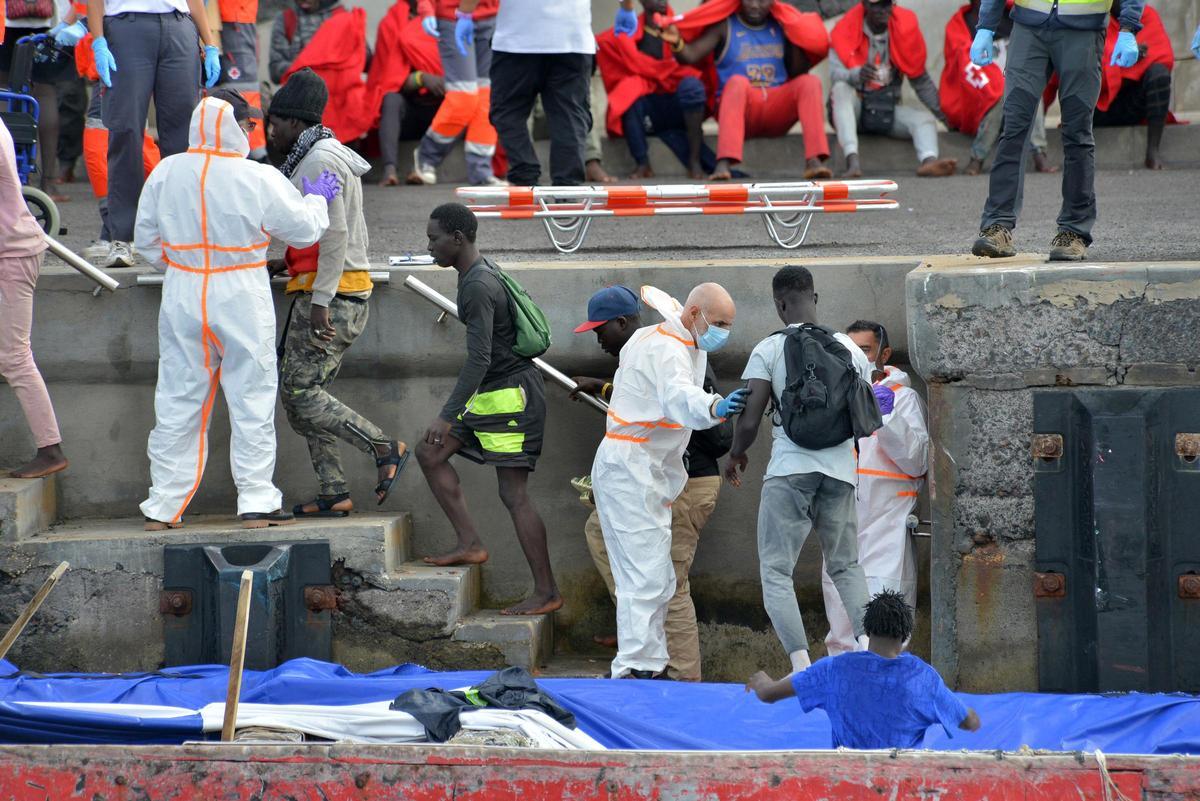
[457,180,900,253]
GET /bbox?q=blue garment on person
[715,16,786,97]
[790,652,968,749]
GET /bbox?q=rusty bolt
[1031,434,1064,461]
[1034,572,1066,598]
[304,585,338,612]
[1179,574,1200,600]
[159,590,192,616]
[1175,433,1200,462]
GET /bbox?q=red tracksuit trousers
[717,73,830,163]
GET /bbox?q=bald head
[681,282,736,348]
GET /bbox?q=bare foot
[1145,152,1164,170]
[709,158,734,181]
[629,163,654,179]
[404,171,426,186]
[379,165,400,186]
[423,545,489,567]
[916,157,957,177]
[593,633,618,649]
[586,159,616,184]
[501,593,564,616]
[842,154,862,179]
[803,157,832,180]
[687,166,705,180]
[1033,151,1059,174]
[963,157,984,176]
[9,445,68,479]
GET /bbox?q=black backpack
[771,325,883,450]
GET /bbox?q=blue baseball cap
[574,285,640,333]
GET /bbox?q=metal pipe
[45,236,119,292]
[404,274,609,415]
[136,271,392,287]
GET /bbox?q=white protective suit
[822,365,929,654]
[591,286,724,678]
[134,97,330,523]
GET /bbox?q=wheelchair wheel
[21,185,61,237]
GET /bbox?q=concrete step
[0,474,57,542]
[363,562,480,639]
[451,611,554,671]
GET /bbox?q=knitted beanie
[269,67,328,124]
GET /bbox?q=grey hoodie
[289,137,371,306]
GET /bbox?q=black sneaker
[1048,230,1088,262]
[972,224,1016,258]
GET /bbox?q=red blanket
[350,4,443,136]
[596,11,706,136]
[831,3,926,80]
[1098,5,1173,113]
[664,0,828,65]
[282,6,369,143]
[940,3,1003,136]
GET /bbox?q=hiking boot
[1048,230,1088,262]
[103,241,134,268]
[409,149,437,186]
[972,224,1015,258]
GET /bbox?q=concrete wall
[907,259,1200,692]
[0,258,920,670]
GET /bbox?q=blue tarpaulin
[0,658,1197,753]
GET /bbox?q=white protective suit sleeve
[133,172,167,272]
[257,166,331,249]
[874,388,929,477]
[655,343,721,431]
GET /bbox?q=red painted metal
[0,745,1194,801]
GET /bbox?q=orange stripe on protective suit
[83,127,161,199]
[857,467,921,481]
[429,89,481,141]
[465,85,497,151]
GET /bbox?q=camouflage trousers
[280,293,390,495]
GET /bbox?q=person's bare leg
[9,443,68,478]
[586,159,616,183]
[629,163,655,179]
[416,436,489,565]
[1145,120,1164,170]
[683,107,705,179]
[842,153,862,178]
[496,466,562,615]
[1032,149,1059,173]
[963,156,985,176]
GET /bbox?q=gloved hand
[53,19,88,47]
[454,10,474,57]
[203,45,221,88]
[91,36,117,88]
[613,4,638,37]
[873,383,895,416]
[422,15,439,38]
[302,169,342,203]
[970,28,994,67]
[1109,30,1139,67]
[715,387,749,419]
[1192,23,1200,60]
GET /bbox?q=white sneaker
[410,149,437,186]
[84,239,111,260]
[476,175,509,187]
[103,241,134,268]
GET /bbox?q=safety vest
[1013,0,1112,17]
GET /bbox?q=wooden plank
[0,561,68,663]
[221,570,254,742]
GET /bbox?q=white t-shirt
[103,0,189,17]
[492,0,595,55]
[741,326,872,485]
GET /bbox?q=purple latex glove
[302,169,342,203]
[873,383,895,416]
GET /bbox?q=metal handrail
[45,236,120,292]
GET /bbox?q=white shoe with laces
[84,239,111,260]
[477,175,509,187]
[103,241,134,268]
[410,149,437,185]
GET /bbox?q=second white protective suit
[822,365,929,654]
[135,96,331,523]
[591,286,724,678]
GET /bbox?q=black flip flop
[375,441,410,506]
[293,493,352,518]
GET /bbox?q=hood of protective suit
[880,365,912,388]
[307,138,371,177]
[639,285,692,342]
[188,96,250,159]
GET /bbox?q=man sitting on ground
[597,0,716,179]
[829,0,957,178]
[747,589,982,749]
[660,0,834,180]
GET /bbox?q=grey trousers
[417,16,496,183]
[980,22,1104,244]
[757,473,869,656]
[102,11,200,243]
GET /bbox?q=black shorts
[449,368,546,471]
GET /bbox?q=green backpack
[482,259,552,359]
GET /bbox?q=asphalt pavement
[50,165,1200,267]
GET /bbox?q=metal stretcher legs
[539,196,594,253]
[762,211,815,249]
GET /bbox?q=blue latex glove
[422,15,439,38]
[970,28,994,67]
[91,36,117,88]
[454,10,474,57]
[1192,23,1200,60]
[203,45,221,88]
[1109,30,1139,68]
[302,169,342,203]
[613,5,638,37]
[715,387,749,419]
[48,21,66,38]
[873,384,896,416]
[54,19,88,47]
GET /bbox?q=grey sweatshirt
[288,138,371,306]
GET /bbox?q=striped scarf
[280,124,335,179]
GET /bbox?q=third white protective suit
[135,96,331,524]
[591,286,724,678]
[822,365,929,654]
